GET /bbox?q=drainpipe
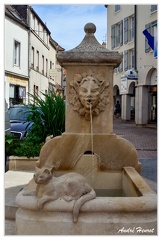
[134,5,137,71]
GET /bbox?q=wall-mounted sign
[49,69,57,77]
[125,69,138,80]
[121,77,128,94]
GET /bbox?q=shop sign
[49,69,57,77]
[121,77,128,94]
[125,69,138,80]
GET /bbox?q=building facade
[106,4,157,124]
[5,5,64,106]
[28,5,51,100]
[5,5,29,107]
[49,37,64,95]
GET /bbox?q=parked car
[5,100,11,171]
[5,100,11,135]
[8,105,33,139]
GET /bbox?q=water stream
[90,104,96,184]
[90,104,94,155]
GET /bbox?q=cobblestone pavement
[113,118,157,160]
[113,118,157,182]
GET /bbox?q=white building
[49,37,64,94]
[106,4,157,124]
[28,6,51,99]
[5,5,64,105]
[5,5,29,107]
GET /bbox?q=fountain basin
[15,167,157,235]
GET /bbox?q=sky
[31,4,107,50]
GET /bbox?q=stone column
[121,94,131,120]
[135,85,149,125]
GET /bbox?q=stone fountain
[16,23,157,235]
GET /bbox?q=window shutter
[124,17,128,44]
[132,49,135,68]
[111,25,115,49]
[119,20,123,46]
[124,50,128,70]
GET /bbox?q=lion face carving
[69,69,110,121]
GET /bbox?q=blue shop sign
[125,69,138,80]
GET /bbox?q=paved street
[113,118,157,182]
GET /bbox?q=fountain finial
[56,22,122,66]
[84,23,96,35]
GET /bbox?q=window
[9,84,26,105]
[19,87,26,99]
[34,85,39,104]
[118,60,123,72]
[115,21,123,47]
[130,15,135,42]
[46,59,48,76]
[35,18,38,33]
[31,47,34,68]
[46,34,48,46]
[115,5,120,12]
[114,59,123,74]
[38,22,40,36]
[50,61,53,69]
[43,30,48,44]
[42,55,44,75]
[151,5,157,12]
[111,21,123,49]
[33,15,35,30]
[124,15,135,44]
[124,49,135,70]
[36,51,39,71]
[115,24,120,47]
[131,49,135,69]
[14,40,20,66]
[43,28,45,41]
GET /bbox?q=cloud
[32,4,107,50]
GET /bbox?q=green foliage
[5,90,65,158]
[14,138,43,158]
[5,134,43,158]
[5,134,20,156]
[27,90,65,143]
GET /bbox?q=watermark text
[118,226,155,234]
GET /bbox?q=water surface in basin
[95,189,127,197]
